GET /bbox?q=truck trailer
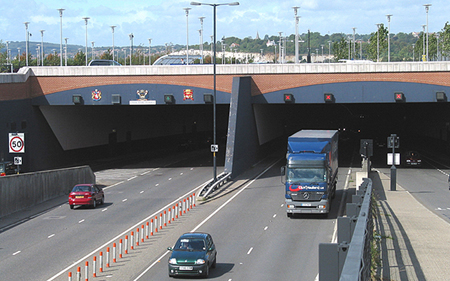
[282,130,338,217]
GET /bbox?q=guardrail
[198,172,231,198]
[318,178,373,281]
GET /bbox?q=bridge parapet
[0,61,448,82]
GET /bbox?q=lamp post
[57,9,65,66]
[190,1,239,182]
[278,31,283,63]
[110,26,116,62]
[386,14,392,62]
[376,23,381,62]
[199,16,205,64]
[293,6,300,64]
[422,24,426,61]
[183,8,192,65]
[40,30,45,66]
[91,41,95,60]
[328,40,332,62]
[129,33,134,65]
[148,38,152,65]
[24,22,30,66]
[424,4,431,61]
[352,27,356,60]
[82,17,90,66]
[64,38,68,66]
[412,43,415,61]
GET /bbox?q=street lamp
[111,26,116,62]
[24,22,30,66]
[293,6,300,64]
[278,31,283,63]
[424,4,431,61]
[199,16,205,64]
[40,30,45,66]
[148,38,152,65]
[328,40,332,62]
[183,8,192,65]
[412,43,415,61]
[190,1,239,182]
[129,33,134,65]
[376,24,381,62]
[352,27,356,60]
[57,8,65,66]
[82,17,90,66]
[64,38,68,66]
[91,41,95,60]
[386,14,392,62]
[422,24,426,61]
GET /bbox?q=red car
[69,184,104,209]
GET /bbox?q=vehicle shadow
[169,263,234,279]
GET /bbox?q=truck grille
[291,191,322,201]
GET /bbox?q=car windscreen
[174,238,205,251]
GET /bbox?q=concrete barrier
[0,165,95,218]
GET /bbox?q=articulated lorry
[282,130,338,217]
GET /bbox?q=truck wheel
[287,213,293,218]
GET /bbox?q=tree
[440,22,450,58]
[332,37,349,61]
[73,51,86,66]
[367,24,388,62]
[100,49,113,60]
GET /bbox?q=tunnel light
[164,94,174,104]
[324,93,334,103]
[112,94,121,105]
[394,92,404,102]
[436,92,447,102]
[204,93,213,103]
[284,93,294,103]
[72,95,82,104]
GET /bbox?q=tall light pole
[376,24,381,62]
[40,30,45,66]
[64,38,68,66]
[82,17,90,66]
[129,33,134,65]
[110,25,116,62]
[149,43,155,64]
[190,1,239,182]
[412,43,415,61]
[386,14,392,62]
[352,27,356,60]
[24,22,30,66]
[424,4,431,61]
[293,6,300,64]
[422,24,426,61]
[328,40,332,62]
[199,16,205,64]
[183,8,192,65]
[278,31,283,63]
[57,8,65,66]
[91,41,95,60]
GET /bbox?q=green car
[168,232,217,278]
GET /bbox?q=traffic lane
[144,161,344,280]
[377,166,450,223]
[0,166,213,281]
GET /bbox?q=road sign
[9,133,25,153]
[14,157,22,165]
[387,153,400,165]
[211,144,218,153]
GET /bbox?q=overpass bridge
[1,62,450,174]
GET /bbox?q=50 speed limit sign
[9,133,25,153]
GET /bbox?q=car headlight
[169,258,177,264]
[195,259,206,265]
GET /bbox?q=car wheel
[203,263,209,278]
[70,204,74,210]
[92,199,97,209]
[211,256,217,268]
[100,196,104,205]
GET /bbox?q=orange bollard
[146,222,149,239]
[68,271,72,281]
[131,231,134,250]
[125,235,128,254]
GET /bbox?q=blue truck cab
[282,130,338,217]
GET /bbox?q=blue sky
[1,0,449,48]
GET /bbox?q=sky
[1,0,449,48]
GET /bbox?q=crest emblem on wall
[92,89,102,101]
[183,89,194,101]
[137,90,148,100]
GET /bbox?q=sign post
[14,156,22,174]
[387,134,399,191]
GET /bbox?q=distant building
[266,40,276,47]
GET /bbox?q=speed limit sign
[9,133,25,153]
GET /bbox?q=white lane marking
[140,191,144,194]
[180,173,183,175]
[49,178,211,281]
[103,181,124,191]
[273,214,277,218]
[155,184,159,187]
[12,251,21,256]
[78,219,84,224]
[122,199,127,202]
[102,208,108,212]
[127,176,137,181]
[48,234,55,239]
[247,247,253,255]
[264,226,268,231]
[168,178,172,181]
[134,160,280,281]
[332,167,352,244]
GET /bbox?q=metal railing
[198,172,231,198]
[319,178,373,281]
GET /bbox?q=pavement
[371,169,450,281]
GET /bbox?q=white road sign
[9,133,25,153]
[14,157,22,165]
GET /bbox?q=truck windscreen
[287,167,326,183]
